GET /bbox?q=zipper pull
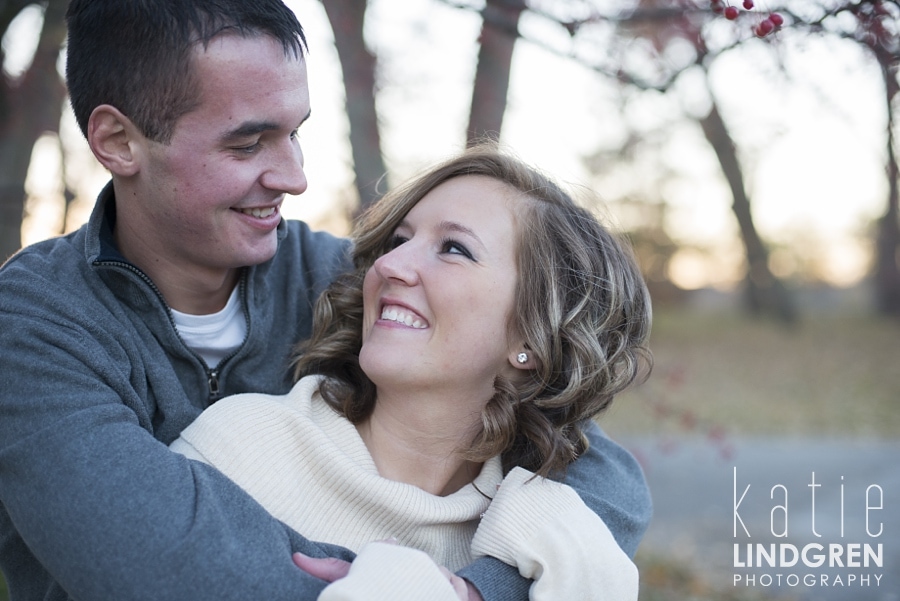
[207,369,221,402]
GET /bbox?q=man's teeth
[381,306,426,329]
[240,207,277,218]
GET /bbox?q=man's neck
[114,225,239,314]
[153,266,240,314]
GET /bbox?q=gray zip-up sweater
[0,183,651,601]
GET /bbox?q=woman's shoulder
[173,375,352,469]
[203,374,327,419]
[201,374,361,451]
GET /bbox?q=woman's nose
[373,242,420,286]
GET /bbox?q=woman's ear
[87,104,143,177]
[508,348,537,371]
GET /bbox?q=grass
[601,307,900,440]
[602,304,900,600]
[3,307,897,600]
[636,551,798,601]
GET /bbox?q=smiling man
[100,33,310,315]
[0,0,652,599]
[0,3,353,600]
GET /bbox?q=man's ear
[87,104,144,177]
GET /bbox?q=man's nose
[262,138,307,196]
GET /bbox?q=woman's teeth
[381,306,427,329]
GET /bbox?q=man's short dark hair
[65,0,307,143]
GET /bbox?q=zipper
[204,275,250,402]
[207,369,220,399]
[95,260,248,403]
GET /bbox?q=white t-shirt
[171,287,246,368]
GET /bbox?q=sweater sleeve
[319,542,461,601]
[0,258,356,601]
[470,467,639,601]
[458,422,650,600]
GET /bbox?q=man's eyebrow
[220,109,312,142]
[220,121,278,142]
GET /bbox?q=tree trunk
[0,0,67,263]
[320,0,386,215]
[873,58,900,316]
[699,99,796,323]
[466,0,525,146]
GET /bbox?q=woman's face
[359,175,523,401]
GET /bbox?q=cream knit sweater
[171,375,638,600]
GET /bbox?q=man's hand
[437,566,468,600]
[292,552,351,582]
[463,578,485,601]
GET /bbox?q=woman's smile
[378,304,428,329]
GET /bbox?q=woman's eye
[388,234,408,250]
[441,238,474,260]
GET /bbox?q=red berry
[743,0,754,9]
[769,12,784,26]
[711,1,724,14]
[724,6,739,19]
[756,18,775,36]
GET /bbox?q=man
[0,1,652,599]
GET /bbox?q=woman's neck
[356,391,485,496]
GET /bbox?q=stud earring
[516,352,528,364]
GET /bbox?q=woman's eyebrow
[439,220,484,248]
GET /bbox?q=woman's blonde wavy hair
[293,144,652,478]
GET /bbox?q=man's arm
[0,313,354,600]
[456,421,651,600]
[559,421,652,557]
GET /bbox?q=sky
[5,0,890,289]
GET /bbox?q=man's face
[123,34,310,281]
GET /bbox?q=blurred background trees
[2,0,899,318]
[0,0,67,265]
[2,4,899,600]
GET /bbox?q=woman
[171,145,652,600]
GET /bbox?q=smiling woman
[291,144,652,478]
[357,175,522,433]
[170,143,653,600]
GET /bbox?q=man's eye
[233,142,261,154]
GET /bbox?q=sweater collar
[85,181,125,264]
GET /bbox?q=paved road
[620,437,900,601]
